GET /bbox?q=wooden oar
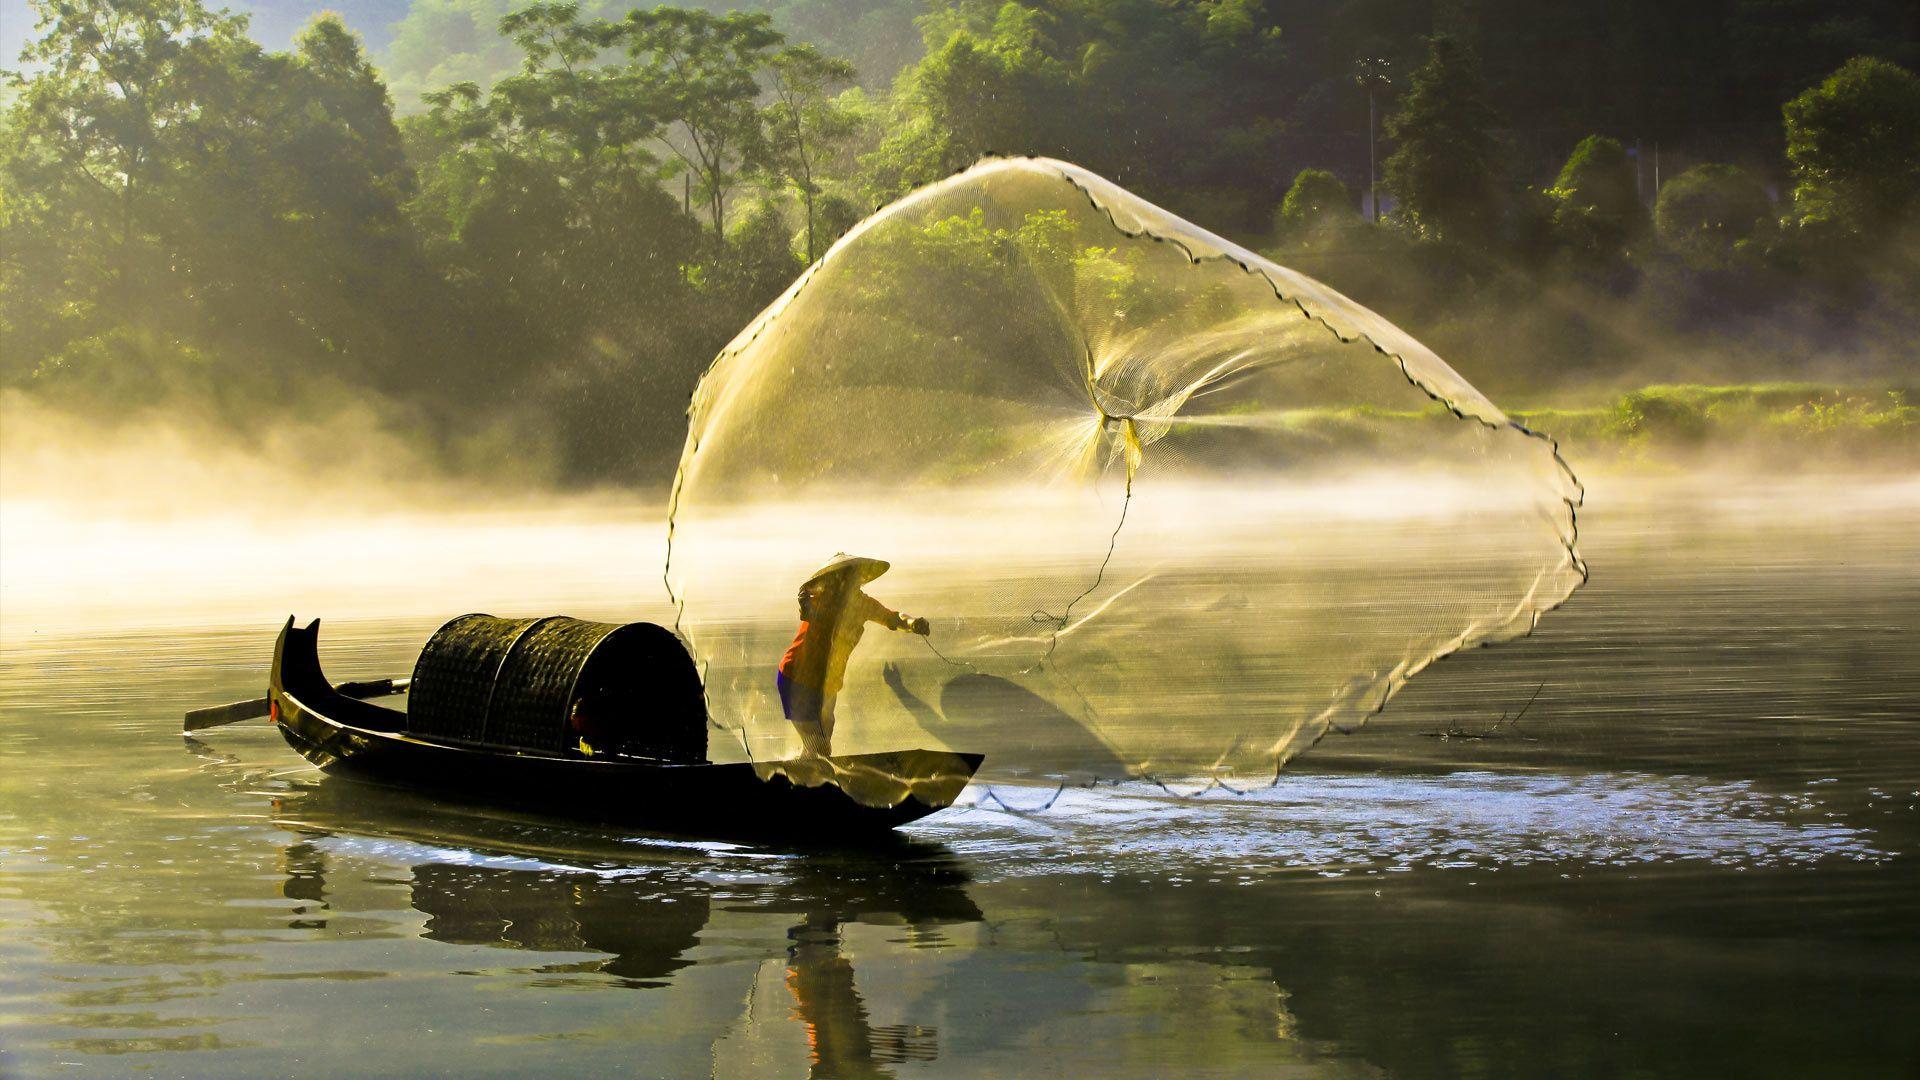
[183,677,411,733]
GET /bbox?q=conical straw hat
[804,553,890,586]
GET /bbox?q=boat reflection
[408,862,712,987]
[269,777,981,1076]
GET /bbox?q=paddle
[183,677,411,733]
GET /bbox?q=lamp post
[1354,57,1392,223]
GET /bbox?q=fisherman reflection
[773,846,979,1078]
[780,555,931,757]
[788,913,901,1076]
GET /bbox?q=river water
[2,476,1917,1077]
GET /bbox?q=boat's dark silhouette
[268,617,983,839]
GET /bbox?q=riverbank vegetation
[3,0,1915,486]
[1517,384,1917,468]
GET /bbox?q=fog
[0,394,663,638]
[7,382,1914,644]
[0,417,1537,640]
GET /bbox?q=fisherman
[778,555,930,757]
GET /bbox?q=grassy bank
[1228,383,1915,473]
[1513,383,1917,468]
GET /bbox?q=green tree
[861,0,1290,229]
[3,0,253,327]
[1783,56,1920,239]
[1,0,440,401]
[812,191,866,249]
[761,43,857,261]
[1381,34,1503,246]
[403,3,841,479]
[622,7,784,241]
[1273,168,1356,245]
[383,0,563,112]
[379,0,927,114]
[206,16,430,391]
[1547,135,1645,261]
[1654,164,1773,269]
[862,8,1068,195]
[722,199,804,303]
[406,2,703,393]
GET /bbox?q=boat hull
[268,618,983,839]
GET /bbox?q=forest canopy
[2,0,1915,486]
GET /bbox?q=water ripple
[921,769,1892,875]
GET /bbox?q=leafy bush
[1547,135,1645,260]
[1785,57,1920,239]
[1655,165,1774,269]
[1274,169,1356,243]
[1607,389,1710,441]
[1382,35,1504,246]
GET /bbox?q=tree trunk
[120,170,137,310]
[804,189,816,263]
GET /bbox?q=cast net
[665,157,1585,804]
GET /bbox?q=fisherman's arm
[860,593,931,635]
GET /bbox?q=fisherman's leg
[817,692,838,757]
[787,682,830,758]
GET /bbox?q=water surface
[3,477,1917,1077]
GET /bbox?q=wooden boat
[266,617,984,838]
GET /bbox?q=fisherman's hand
[910,616,931,636]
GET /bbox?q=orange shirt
[779,590,901,694]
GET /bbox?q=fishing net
[665,157,1585,804]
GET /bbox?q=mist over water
[0,500,666,637]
